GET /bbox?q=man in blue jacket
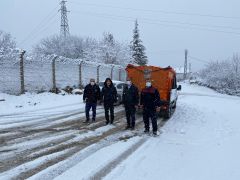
[83,78,101,123]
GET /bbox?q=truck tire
[172,101,177,109]
[164,105,172,119]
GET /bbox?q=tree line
[1,20,148,66]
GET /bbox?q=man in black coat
[83,78,101,122]
[140,79,161,135]
[122,78,139,130]
[101,78,117,125]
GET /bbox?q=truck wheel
[172,101,177,109]
[164,105,172,119]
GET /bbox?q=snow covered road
[103,84,240,180]
[1,83,240,180]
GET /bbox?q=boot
[84,119,89,123]
[125,125,131,130]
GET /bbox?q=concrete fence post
[119,67,122,81]
[19,50,26,94]
[97,65,101,83]
[79,61,84,89]
[52,56,58,93]
[110,65,114,80]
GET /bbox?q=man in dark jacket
[122,78,139,130]
[101,78,117,125]
[140,79,161,135]
[83,78,101,122]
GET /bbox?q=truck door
[170,76,178,104]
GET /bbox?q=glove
[156,106,161,112]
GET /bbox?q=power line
[26,14,59,45]
[19,6,59,46]
[189,56,210,64]
[71,10,240,36]
[71,10,240,31]
[69,1,240,20]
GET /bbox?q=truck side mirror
[177,85,182,91]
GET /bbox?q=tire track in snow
[0,102,169,180]
[90,118,167,180]
[0,110,125,174]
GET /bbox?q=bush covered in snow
[197,54,240,96]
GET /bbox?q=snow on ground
[103,83,240,180]
[54,137,142,180]
[0,148,75,180]
[1,83,240,180]
[0,92,87,130]
[48,83,240,180]
[0,92,84,116]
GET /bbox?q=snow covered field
[1,83,240,180]
[0,92,84,115]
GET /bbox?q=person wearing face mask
[140,79,161,135]
[122,77,139,130]
[101,78,117,125]
[83,78,101,123]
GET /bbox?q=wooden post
[97,65,101,83]
[79,61,83,89]
[19,50,26,94]
[111,65,114,80]
[52,56,58,93]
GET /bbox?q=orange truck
[126,64,181,118]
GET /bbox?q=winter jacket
[83,84,101,103]
[101,78,117,105]
[122,84,139,106]
[140,86,161,109]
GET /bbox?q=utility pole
[189,62,192,74]
[184,49,188,79]
[60,0,70,38]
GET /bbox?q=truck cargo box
[126,64,181,118]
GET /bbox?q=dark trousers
[143,109,157,132]
[85,102,97,121]
[104,103,114,124]
[125,105,136,128]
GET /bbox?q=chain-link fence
[0,54,126,95]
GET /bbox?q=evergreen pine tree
[130,20,148,65]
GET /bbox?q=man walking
[140,79,161,135]
[101,78,117,125]
[83,78,100,123]
[122,78,139,130]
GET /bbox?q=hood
[104,78,113,87]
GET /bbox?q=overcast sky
[1,0,240,71]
